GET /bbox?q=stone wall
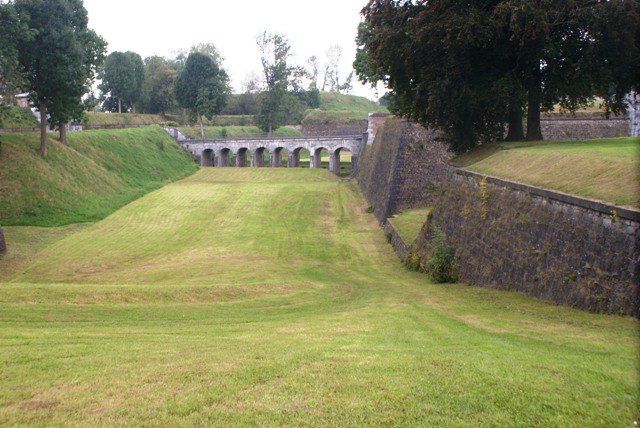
[301,121,368,137]
[412,169,640,316]
[356,117,453,223]
[539,117,629,141]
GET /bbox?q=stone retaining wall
[412,169,640,316]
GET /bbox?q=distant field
[453,137,640,208]
[0,169,637,426]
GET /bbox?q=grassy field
[453,137,640,208]
[0,127,197,226]
[0,168,637,426]
[389,208,432,244]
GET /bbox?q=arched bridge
[166,130,365,175]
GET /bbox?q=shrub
[366,205,375,214]
[427,227,458,283]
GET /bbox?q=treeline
[0,0,359,153]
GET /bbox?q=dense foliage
[99,51,145,113]
[355,0,640,152]
[174,52,230,138]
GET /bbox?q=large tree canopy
[174,51,230,138]
[12,0,106,154]
[140,55,176,115]
[99,51,144,113]
[355,0,639,152]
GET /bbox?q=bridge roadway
[175,134,365,175]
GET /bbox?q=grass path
[0,169,638,426]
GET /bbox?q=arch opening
[236,148,249,167]
[218,148,231,167]
[201,148,215,167]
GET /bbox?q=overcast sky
[82,0,380,99]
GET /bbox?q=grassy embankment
[453,137,640,208]
[0,106,38,129]
[302,91,388,125]
[0,165,637,426]
[0,126,197,226]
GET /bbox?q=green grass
[0,168,637,426]
[0,126,197,226]
[0,106,38,129]
[178,125,304,139]
[84,112,166,126]
[302,92,388,125]
[389,208,431,244]
[453,137,640,208]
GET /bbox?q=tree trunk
[526,45,544,141]
[59,122,67,145]
[526,77,543,141]
[39,100,47,157]
[505,104,524,141]
[198,111,204,139]
[118,97,122,114]
[0,225,7,257]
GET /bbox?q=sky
[82,0,381,100]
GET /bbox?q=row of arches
[198,146,355,175]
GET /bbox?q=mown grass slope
[0,106,38,129]
[0,169,637,426]
[302,92,388,125]
[453,137,640,208]
[0,127,197,226]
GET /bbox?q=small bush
[427,227,458,283]
[404,251,423,271]
[366,205,375,214]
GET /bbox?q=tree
[14,0,106,154]
[100,51,144,113]
[174,51,230,138]
[0,2,31,102]
[140,56,176,115]
[255,30,293,135]
[355,0,639,151]
[355,0,511,152]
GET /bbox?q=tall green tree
[0,2,32,102]
[140,56,176,115]
[174,51,230,138]
[256,30,292,135]
[99,51,144,113]
[13,0,106,155]
[355,0,639,151]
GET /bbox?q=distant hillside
[0,127,197,226]
[302,92,388,125]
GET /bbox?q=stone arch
[218,148,231,167]
[311,146,329,169]
[270,146,286,168]
[330,147,353,175]
[201,148,215,167]
[288,146,307,168]
[252,147,267,167]
[236,147,249,167]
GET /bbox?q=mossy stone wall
[413,170,640,316]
